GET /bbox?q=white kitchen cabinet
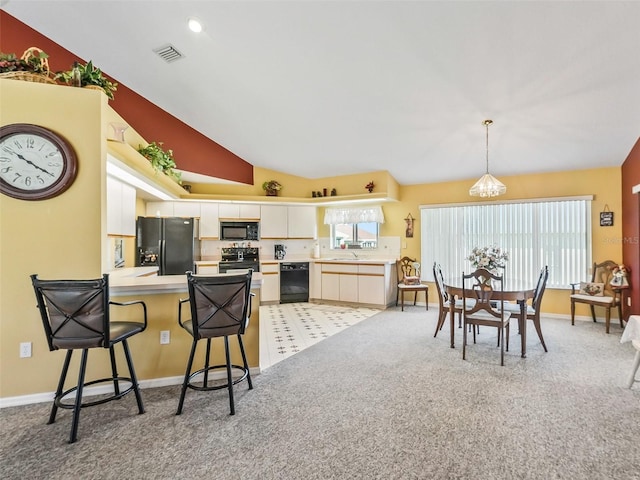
[260,262,280,303]
[196,263,219,275]
[146,201,174,217]
[309,262,322,300]
[260,205,288,239]
[287,205,316,239]
[357,264,386,306]
[321,263,358,303]
[173,201,201,218]
[199,202,220,238]
[317,261,393,307]
[218,203,260,220]
[107,176,136,236]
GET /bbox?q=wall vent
[153,44,184,63]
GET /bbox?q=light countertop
[109,271,263,296]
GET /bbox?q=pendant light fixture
[469,119,506,198]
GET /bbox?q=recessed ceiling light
[187,17,203,33]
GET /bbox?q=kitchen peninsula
[108,270,263,384]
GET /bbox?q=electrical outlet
[628,297,632,307]
[160,330,170,345]
[20,342,32,358]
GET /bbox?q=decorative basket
[0,71,56,84]
[0,47,56,84]
[83,84,106,93]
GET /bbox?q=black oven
[219,247,260,273]
[280,262,309,303]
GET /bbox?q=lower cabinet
[260,262,280,304]
[319,262,390,306]
[195,263,218,275]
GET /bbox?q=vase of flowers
[467,246,509,274]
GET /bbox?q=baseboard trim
[0,367,261,409]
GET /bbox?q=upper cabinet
[146,201,174,217]
[218,203,261,220]
[260,205,288,238]
[200,203,219,238]
[287,205,317,239]
[107,177,136,236]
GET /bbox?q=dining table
[443,277,536,358]
[620,314,640,388]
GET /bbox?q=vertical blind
[420,198,592,288]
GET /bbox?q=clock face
[0,124,77,200]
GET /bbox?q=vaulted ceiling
[3,1,639,186]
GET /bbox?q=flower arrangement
[365,181,374,193]
[262,180,282,196]
[468,246,509,272]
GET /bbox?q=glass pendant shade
[469,173,507,197]
[469,119,506,198]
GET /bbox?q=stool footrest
[54,376,138,410]
[186,364,250,392]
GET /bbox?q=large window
[420,197,592,289]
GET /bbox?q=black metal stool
[176,271,254,415]
[31,274,147,443]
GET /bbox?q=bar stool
[31,274,147,443]
[176,271,254,415]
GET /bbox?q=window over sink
[324,206,384,250]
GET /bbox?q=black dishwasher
[280,262,309,303]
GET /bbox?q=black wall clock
[0,123,78,200]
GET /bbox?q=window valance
[323,206,385,225]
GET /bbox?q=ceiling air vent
[153,44,184,63]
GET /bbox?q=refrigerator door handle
[160,239,166,275]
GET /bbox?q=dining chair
[433,263,463,337]
[570,260,625,333]
[176,271,254,416]
[502,266,549,352]
[396,256,429,311]
[462,268,512,366]
[31,274,147,443]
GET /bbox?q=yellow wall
[1,79,106,398]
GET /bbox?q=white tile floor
[259,302,380,370]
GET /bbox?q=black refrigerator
[136,217,195,275]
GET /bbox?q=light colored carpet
[1,307,638,479]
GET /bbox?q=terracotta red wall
[622,137,640,316]
[0,11,253,185]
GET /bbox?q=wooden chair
[503,266,549,352]
[396,257,429,311]
[433,262,463,337]
[570,260,625,334]
[462,268,512,366]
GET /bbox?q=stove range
[219,247,260,273]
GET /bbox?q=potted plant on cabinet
[262,180,282,196]
[137,142,182,185]
[55,60,118,99]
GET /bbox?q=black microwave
[220,221,260,241]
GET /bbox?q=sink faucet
[351,251,358,259]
